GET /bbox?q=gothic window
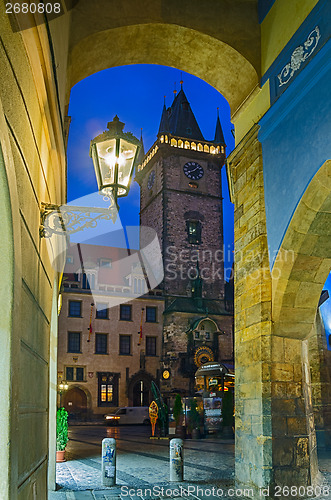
[119,335,131,355]
[99,258,112,268]
[134,278,145,294]
[65,366,85,381]
[82,272,95,289]
[146,306,157,323]
[146,336,157,356]
[187,220,201,244]
[97,372,118,407]
[95,333,108,354]
[68,300,81,317]
[120,304,132,321]
[96,302,108,319]
[68,332,81,353]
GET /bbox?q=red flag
[138,308,144,345]
[87,303,94,342]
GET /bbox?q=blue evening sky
[66,64,331,344]
[67,64,235,279]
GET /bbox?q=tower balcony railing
[137,135,225,174]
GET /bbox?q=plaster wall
[0,6,66,498]
[261,0,319,74]
[259,40,331,268]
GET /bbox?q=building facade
[57,244,164,418]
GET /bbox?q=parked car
[105,406,150,425]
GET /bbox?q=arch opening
[67,23,258,115]
[272,160,331,339]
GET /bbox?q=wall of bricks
[227,125,319,493]
[139,149,224,299]
[309,311,331,450]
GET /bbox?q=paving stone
[49,426,331,499]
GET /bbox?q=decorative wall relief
[277,27,321,87]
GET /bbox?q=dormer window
[99,258,112,269]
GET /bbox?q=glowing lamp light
[59,381,69,391]
[90,116,141,203]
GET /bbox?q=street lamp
[58,381,69,408]
[90,115,141,205]
[40,116,141,237]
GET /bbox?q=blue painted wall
[259,38,331,268]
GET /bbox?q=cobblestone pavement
[49,425,331,500]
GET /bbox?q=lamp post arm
[39,201,118,238]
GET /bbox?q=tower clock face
[183,161,204,180]
[147,170,155,189]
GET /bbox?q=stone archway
[272,160,331,339]
[67,23,258,115]
[63,385,92,420]
[127,371,156,407]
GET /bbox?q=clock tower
[135,85,233,396]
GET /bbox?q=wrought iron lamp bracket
[39,201,118,238]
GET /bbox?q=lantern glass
[90,117,141,200]
[94,138,117,190]
[117,138,138,196]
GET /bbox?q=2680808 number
[6,3,62,14]
[274,485,330,497]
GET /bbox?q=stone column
[227,125,319,494]
[308,311,331,450]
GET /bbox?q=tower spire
[214,108,225,145]
[136,128,145,164]
[158,99,170,136]
[173,82,177,100]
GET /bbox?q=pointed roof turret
[136,128,145,165]
[168,88,204,141]
[158,99,170,136]
[214,109,225,145]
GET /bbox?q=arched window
[185,141,190,149]
[171,138,177,147]
[204,144,209,153]
[178,140,184,148]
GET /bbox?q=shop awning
[195,362,229,377]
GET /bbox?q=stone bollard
[102,438,116,486]
[170,438,183,482]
